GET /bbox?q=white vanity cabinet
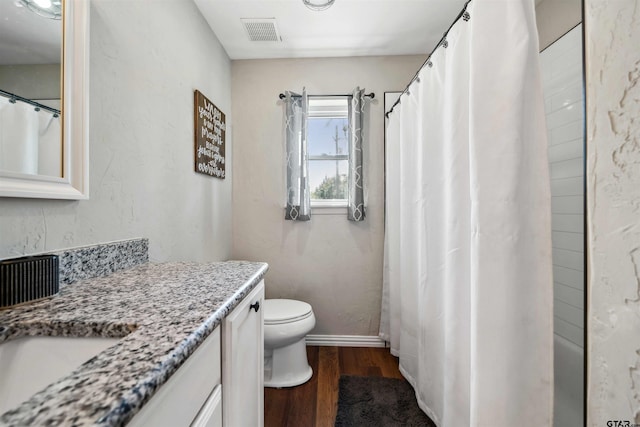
[127,280,265,427]
[222,280,264,427]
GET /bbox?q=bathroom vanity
[0,258,267,426]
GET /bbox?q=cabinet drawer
[191,384,222,427]
[127,327,221,427]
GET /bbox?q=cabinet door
[222,280,264,427]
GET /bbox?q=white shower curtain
[38,112,62,177]
[381,1,553,426]
[0,97,61,176]
[0,97,39,174]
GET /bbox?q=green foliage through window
[311,173,347,200]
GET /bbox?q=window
[307,97,349,207]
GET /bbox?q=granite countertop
[0,260,268,427]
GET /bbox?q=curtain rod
[0,88,61,116]
[278,92,375,100]
[385,0,472,118]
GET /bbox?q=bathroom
[0,0,638,425]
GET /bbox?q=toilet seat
[264,299,313,325]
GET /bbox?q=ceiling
[1,0,544,64]
[194,0,470,60]
[0,0,61,65]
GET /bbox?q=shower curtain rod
[278,92,375,100]
[0,89,61,116]
[385,0,472,118]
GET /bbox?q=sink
[0,336,120,415]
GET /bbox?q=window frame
[307,96,350,208]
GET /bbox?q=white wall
[535,0,582,51]
[0,0,233,262]
[586,0,640,423]
[0,64,61,100]
[231,55,425,336]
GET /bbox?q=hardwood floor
[264,346,404,427]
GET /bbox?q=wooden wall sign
[194,90,226,178]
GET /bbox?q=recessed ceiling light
[33,0,51,9]
[17,0,61,19]
[302,0,335,12]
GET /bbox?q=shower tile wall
[540,24,584,349]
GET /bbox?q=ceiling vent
[241,18,282,42]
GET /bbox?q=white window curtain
[381,1,553,426]
[283,89,311,221]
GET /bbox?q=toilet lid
[264,299,313,325]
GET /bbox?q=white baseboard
[305,334,387,348]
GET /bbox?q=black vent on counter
[1,255,59,308]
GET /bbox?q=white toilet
[263,299,316,388]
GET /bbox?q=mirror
[0,0,62,178]
[0,0,89,199]
[539,23,585,426]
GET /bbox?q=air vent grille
[1,255,59,308]
[241,18,281,42]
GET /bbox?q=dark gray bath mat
[335,375,436,426]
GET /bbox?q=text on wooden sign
[194,90,226,178]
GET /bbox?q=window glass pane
[307,117,349,157]
[309,159,348,200]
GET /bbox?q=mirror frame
[0,0,89,199]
